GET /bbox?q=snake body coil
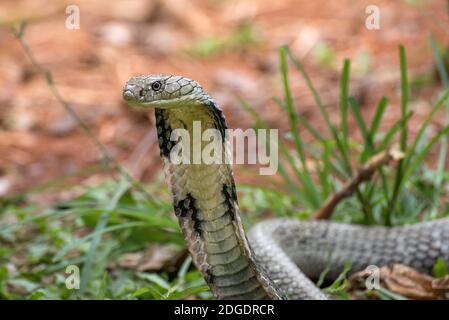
[123,74,449,300]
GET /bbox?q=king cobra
[123,74,449,300]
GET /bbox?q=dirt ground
[0,0,448,199]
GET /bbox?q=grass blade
[430,35,449,87]
[238,96,315,205]
[285,46,353,176]
[279,47,320,208]
[79,212,109,295]
[385,46,409,223]
[340,59,351,151]
[79,182,130,295]
[369,96,389,139]
[429,34,449,218]
[348,96,374,160]
[405,122,449,182]
[378,111,414,151]
[165,285,210,300]
[403,90,449,170]
[399,45,409,154]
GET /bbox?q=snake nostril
[123,90,135,101]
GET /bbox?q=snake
[123,74,449,300]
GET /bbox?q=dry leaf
[349,264,449,300]
[117,244,180,272]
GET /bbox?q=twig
[312,147,404,220]
[125,127,157,180]
[11,22,157,204]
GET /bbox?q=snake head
[123,74,205,109]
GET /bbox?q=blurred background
[0,0,447,198]
[1,0,449,300]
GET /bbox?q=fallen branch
[312,147,404,220]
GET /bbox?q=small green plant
[312,41,336,67]
[433,257,449,278]
[186,23,260,58]
[0,177,198,299]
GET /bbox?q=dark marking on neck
[204,268,214,285]
[191,208,203,238]
[207,100,227,143]
[174,193,195,217]
[174,193,203,238]
[155,109,174,158]
[222,183,238,221]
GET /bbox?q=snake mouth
[123,97,177,109]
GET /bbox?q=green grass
[1,44,449,300]
[243,45,449,226]
[0,177,211,300]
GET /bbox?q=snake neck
[154,103,285,299]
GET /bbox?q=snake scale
[123,74,449,300]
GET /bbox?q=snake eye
[151,81,162,91]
